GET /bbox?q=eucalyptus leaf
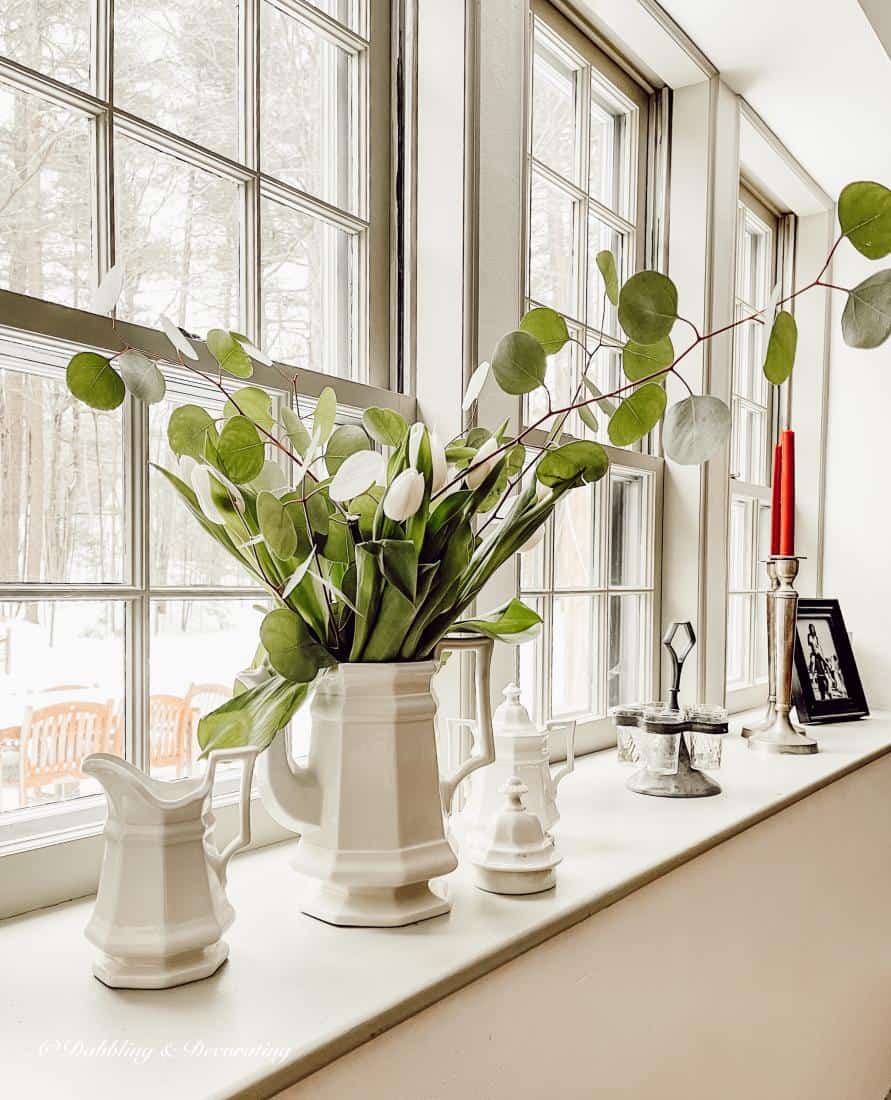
[595,250,619,307]
[622,337,674,383]
[841,269,891,348]
[363,406,409,448]
[159,314,199,361]
[313,386,337,443]
[607,383,667,446]
[329,448,386,502]
[117,349,166,404]
[231,331,274,367]
[582,374,617,416]
[322,514,354,564]
[838,180,891,260]
[260,608,334,683]
[454,597,542,644]
[491,330,547,395]
[280,406,312,455]
[66,352,125,411]
[536,440,609,487]
[349,486,384,538]
[519,306,569,354]
[662,395,731,465]
[257,491,298,560]
[578,404,599,434]
[167,404,218,460]
[462,360,490,411]
[197,673,309,755]
[91,264,124,315]
[617,270,678,344]
[218,415,265,483]
[762,310,798,384]
[325,423,370,474]
[223,386,274,430]
[206,328,253,379]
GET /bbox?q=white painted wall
[822,243,891,708]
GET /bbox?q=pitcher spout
[257,730,321,834]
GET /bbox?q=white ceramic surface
[258,640,495,928]
[83,747,258,989]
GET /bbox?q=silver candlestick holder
[741,559,779,738]
[747,555,819,756]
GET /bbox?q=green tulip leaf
[454,597,542,644]
[66,352,125,411]
[223,386,274,430]
[167,404,218,459]
[217,414,265,483]
[838,181,891,260]
[607,382,667,446]
[322,514,354,563]
[257,491,298,560]
[491,330,547,395]
[595,250,620,307]
[206,329,253,379]
[197,673,310,755]
[260,608,334,683]
[622,337,674,383]
[662,395,731,465]
[117,349,166,404]
[519,306,569,354]
[841,269,891,348]
[325,423,371,475]
[618,270,678,344]
[312,386,337,444]
[536,440,609,487]
[363,406,409,448]
[762,310,798,384]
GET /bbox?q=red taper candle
[779,429,795,556]
[770,443,782,556]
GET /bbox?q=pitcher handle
[434,634,495,816]
[204,746,259,887]
[547,719,576,789]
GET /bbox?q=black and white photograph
[792,599,869,724]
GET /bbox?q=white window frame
[0,0,408,901]
[517,1,662,755]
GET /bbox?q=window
[0,0,389,384]
[0,0,396,847]
[726,186,780,704]
[519,2,660,752]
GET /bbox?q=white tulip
[384,468,425,522]
[329,448,387,502]
[462,360,490,411]
[408,421,426,468]
[465,436,500,490]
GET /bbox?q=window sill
[2,713,889,1099]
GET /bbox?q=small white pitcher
[83,747,258,989]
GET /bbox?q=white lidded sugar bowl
[461,683,576,839]
[468,777,561,895]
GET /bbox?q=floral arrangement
[63,180,891,752]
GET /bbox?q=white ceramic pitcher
[258,636,495,928]
[83,747,258,989]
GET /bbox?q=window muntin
[520,4,657,749]
[0,0,382,385]
[727,187,781,699]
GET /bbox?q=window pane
[726,593,750,687]
[261,197,355,377]
[0,86,93,308]
[517,596,543,725]
[149,393,265,588]
[588,90,617,209]
[531,31,580,184]
[728,496,753,591]
[148,598,264,778]
[526,331,577,433]
[0,359,125,583]
[552,595,597,718]
[115,134,241,333]
[609,469,648,587]
[581,343,621,445]
[307,0,364,33]
[0,2,92,89]
[261,2,358,213]
[754,592,768,681]
[115,0,239,158]
[554,483,597,589]
[519,519,547,591]
[586,214,623,335]
[0,601,125,813]
[731,401,766,484]
[608,592,648,709]
[756,503,772,588]
[529,170,577,317]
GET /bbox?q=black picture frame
[792,599,869,724]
